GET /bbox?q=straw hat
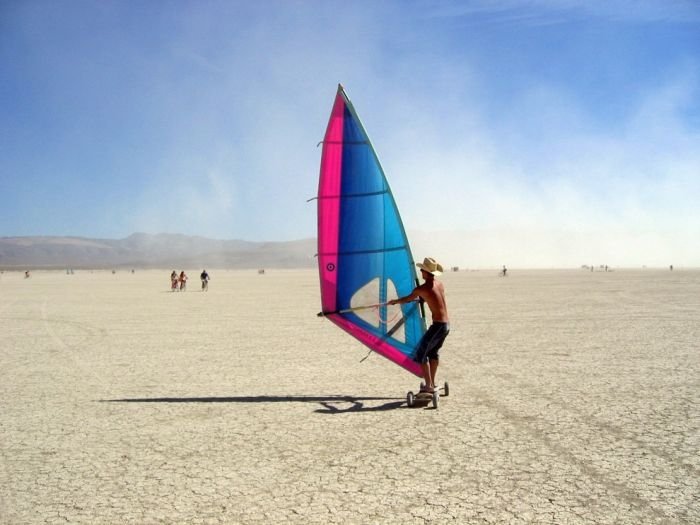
[416,257,443,276]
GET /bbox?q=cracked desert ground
[1,268,698,524]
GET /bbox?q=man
[389,257,450,394]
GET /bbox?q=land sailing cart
[406,381,450,409]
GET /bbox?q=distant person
[25,270,31,279]
[389,257,449,395]
[170,271,178,291]
[670,265,673,271]
[200,269,210,291]
[179,271,188,291]
[500,265,507,277]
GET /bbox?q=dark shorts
[414,322,450,364]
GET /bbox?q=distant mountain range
[2,230,688,270]
[0,233,317,270]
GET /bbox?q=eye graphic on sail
[316,85,426,377]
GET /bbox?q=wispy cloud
[424,0,700,25]
[374,50,700,265]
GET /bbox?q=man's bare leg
[421,362,433,392]
[429,359,439,390]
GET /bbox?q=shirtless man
[389,257,449,394]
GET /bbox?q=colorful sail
[317,85,425,377]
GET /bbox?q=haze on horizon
[2,1,699,267]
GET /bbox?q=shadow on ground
[100,395,408,413]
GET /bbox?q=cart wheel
[407,391,415,407]
[443,381,450,397]
[432,390,440,409]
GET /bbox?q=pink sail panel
[317,92,345,314]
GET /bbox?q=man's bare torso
[416,279,449,323]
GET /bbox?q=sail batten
[316,189,390,199]
[317,85,425,377]
[318,245,408,257]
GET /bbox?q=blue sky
[1,1,699,265]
